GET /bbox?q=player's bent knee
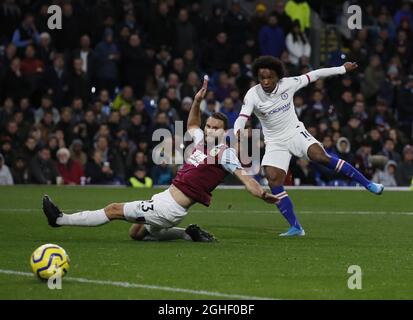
[104,203,124,220]
[312,153,330,164]
[308,145,330,164]
[129,224,146,241]
[264,167,285,185]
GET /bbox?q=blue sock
[271,186,302,230]
[327,157,370,188]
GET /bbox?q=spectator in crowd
[157,97,179,124]
[12,12,39,52]
[379,64,402,108]
[20,136,38,162]
[128,165,153,188]
[121,33,147,98]
[346,39,368,73]
[128,151,148,174]
[69,58,91,104]
[0,153,14,185]
[0,43,17,76]
[286,20,311,66]
[127,112,146,142]
[56,147,84,185]
[0,97,15,128]
[85,150,115,185]
[174,8,197,56]
[17,96,34,123]
[272,0,293,33]
[37,32,54,66]
[259,14,285,58]
[361,55,386,104]
[148,1,174,49]
[335,137,354,164]
[203,32,232,73]
[249,3,268,39]
[373,160,398,187]
[397,75,413,133]
[180,71,199,101]
[365,128,384,155]
[94,28,120,94]
[29,146,58,184]
[0,0,21,41]
[69,139,87,167]
[20,44,44,77]
[178,97,193,129]
[34,94,59,124]
[378,138,401,163]
[151,161,173,186]
[224,0,248,49]
[291,158,316,185]
[112,85,134,112]
[220,97,237,129]
[3,57,30,101]
[205,5,226,42]
[72,34,96,80]
[10,156,29,184]
[394,1,413,28]
[340,115,365,151]
[42,54,70,108]
[14,107,30,132]
[214,72,232,102]
[342,143,369,183]
[94,135,124,182]
[370,99,396,130]
[165,87,181,110]
[50,2,80,51]
[396,145,413,186]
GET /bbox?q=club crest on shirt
[281,92,288,100]
[188,150,207,167]
[209,146,221,157]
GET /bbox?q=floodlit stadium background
[0,0,412,188]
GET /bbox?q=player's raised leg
[264,166,305,237]
[307,144,384,195]
[42,195,111,227]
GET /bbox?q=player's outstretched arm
[187,75,208,131]
[304,62,358,84]
[234,169,279,204]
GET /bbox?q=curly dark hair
[252,56,286,79]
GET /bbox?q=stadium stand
[0,0,412,187]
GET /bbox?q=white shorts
[123,189,187,229]
[261,122,321,173]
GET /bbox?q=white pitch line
[0,269,275,300]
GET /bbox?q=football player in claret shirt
[42,76,280,242]
[234,56,384,237]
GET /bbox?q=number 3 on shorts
[141,200,154,212]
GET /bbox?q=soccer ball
[30,244,70,280]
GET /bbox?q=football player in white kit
[234,56,384,237]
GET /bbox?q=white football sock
[56,209,110,227]
[144,227,191,241]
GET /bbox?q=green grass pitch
[0,186,412,299]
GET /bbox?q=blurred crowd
[0,0,413,188]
